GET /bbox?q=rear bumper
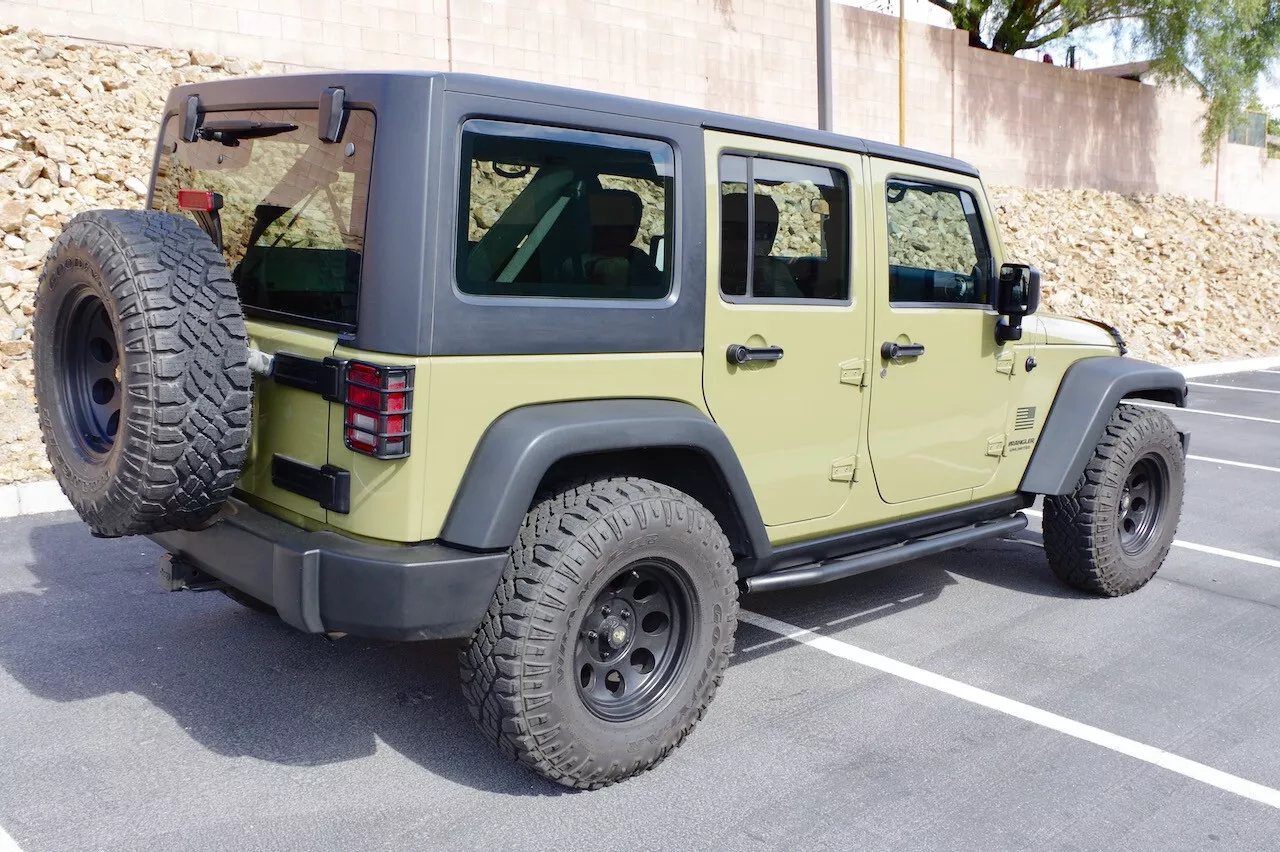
[147,499,508,641]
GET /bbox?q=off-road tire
[34,210,252,538]
[1043,404,1184,596]
[459,477,739,789]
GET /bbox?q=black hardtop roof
[166,70,980,179]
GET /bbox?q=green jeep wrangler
[32,72,1189,789]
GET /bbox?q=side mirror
[995,263,1041,343]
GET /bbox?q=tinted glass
[458,120,674,300]
[719,155,849,301]
[885,179,991,305]
[152,108,374,327]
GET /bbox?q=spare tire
[34,210,252,538]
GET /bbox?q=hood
[1035,315,1125,350]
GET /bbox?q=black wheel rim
[62,290,121,459]
[574,559,695,723]
[1117,454,1168,555]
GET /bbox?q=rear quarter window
[457,119,675,301]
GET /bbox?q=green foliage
[931,0,1280,158]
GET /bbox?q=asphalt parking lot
[2,369,1279,852]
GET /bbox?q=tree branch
[925,0,956,11]
[1030,0,1062,28]
[1024,28,1069,49]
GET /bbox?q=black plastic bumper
[147,499,508,641]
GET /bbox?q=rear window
[152,108,375,328]
[458,120,674,300]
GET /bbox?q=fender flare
[439,399,771,557]
[1019,356,1188,496]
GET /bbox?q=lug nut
[620,609,630,619]
[601,606,611,616]
[586,630,598,641]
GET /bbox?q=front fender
[1020,356,1188,496]
[439,399,770,556]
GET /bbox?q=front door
[866,163,1014,504]
[701,132,869,527]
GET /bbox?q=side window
[457,120,674,300]
[885,179,992,306]
[719,155,850,301]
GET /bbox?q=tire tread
[458,476,738,790]
[35,210,251,537]
[1042,403,1184,596]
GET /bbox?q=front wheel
[1043,404,1185,596]
[459,477,739,789]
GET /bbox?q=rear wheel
[1043,404,1184,596]
[459,477,738,789]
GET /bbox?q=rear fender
[439,399,771,558]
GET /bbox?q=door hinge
[839,359,867,387]
[272,352,346,401]
[986,434,1007,457]
[995,351,1016,376]
[830,454,859,482]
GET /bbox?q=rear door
[865,161,1014,503]
[151,107,375,523]
[701,131,870,528]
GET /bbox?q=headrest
[721,192,779,222]
[588,189,643,230]
[721,192,780,237]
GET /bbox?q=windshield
[152,107,375,328]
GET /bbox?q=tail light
[177,189,223,211]
[343,361,413,459]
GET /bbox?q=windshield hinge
[986,434,1007,457]
[995,351,1016,375]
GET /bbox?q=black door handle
[727,344,784,365]
[881,341,925,360]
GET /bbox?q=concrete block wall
[3,0,1278,215]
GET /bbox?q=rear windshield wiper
[196,120,298,146]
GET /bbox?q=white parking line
[1023,509,1280,569]
[1162,540,1280,569]
[1188,455,1280,474]
[0,824,24,852]
[1128,402,1280,425]
[1186,381,1280,395]
[1262,370,1280,375]
[739,610,1280,811]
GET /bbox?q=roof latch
[180,94,202,143]
[319,87,348,143]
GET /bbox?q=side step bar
[744,513,1029,593]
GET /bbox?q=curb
[1172,355,1280,379]
[0,479,72,520]
[0,354,1276,523]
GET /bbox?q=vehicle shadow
[734,535,1090,663]
[0,521,1081,795]
[0,519,569,797]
